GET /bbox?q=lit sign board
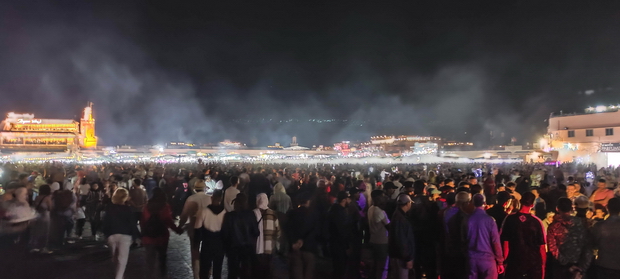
[601,143,620,152]
[17,119,42,124]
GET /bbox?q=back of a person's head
[112,188,129,204]
[370,189,384,200]
[556,197,573,213]
[373,194,387,207]
[39,184,51,196]
[608,197,620,215]
[472,193,485,207]
[446,192,457,206]
[455,192,471,205]
[18,173,29,181]
[506,181,516,188]
[496,191,511,205]
[520,191,536,207]
[230,176,239,185]
[233,193,248,211]
[212,190,223,200]
[413,180,425,195]
[470,184,483,194]
[456,187,471,193]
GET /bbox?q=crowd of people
[0,161,619,279]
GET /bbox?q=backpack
[142,211,168,238]
[54,190,74,211]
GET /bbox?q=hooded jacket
[547,214,593,270]
[269,183,292,214]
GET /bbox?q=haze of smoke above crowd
[1,2,620,147]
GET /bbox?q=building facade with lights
[545,107,620,166]
[0,103,98,152]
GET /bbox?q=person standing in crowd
[389,194,415,279]
[221,193,259,279]
[500,192,546,279]
[270,182,292,214]
[102,188,140,279]
[505,182,521,201]
[347,187,364,279]
[383,182,398,218]
[542,212,555,231]
[287,193,318,279]
[172,173,190,218]
[546,197,592,279]
[143,171,158,199]
[441,191,471,279]
[589,179,614,207]
[591,204,607,222]
[74,203,86,239]
[141,187,183,278]
[253,193,280,278]
[195,190,226,279]
[368,190,390,279]
[51,182,77,248]
[591,197,620,278]
[78,178,90,206]
[179,174,212,279]
[270,181,292,256]
[410,180,439,279]
[85,182,103,240]
[327,191,352,279]
[466,194,504,279]
[566,183,585,204]
[30,184,53,254]
[128,178,147,227]
[486,191,512,231]
[224,176,240,212]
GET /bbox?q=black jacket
[327,203,350,249]
[287,206,319,253]
[389,208,415,261]
[221,209,259,252]
[102,204,140,239]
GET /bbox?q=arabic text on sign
[17,119,42,124]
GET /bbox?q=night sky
[1,1,620,147]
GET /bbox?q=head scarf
[256,193,269,210]
[274,183,285,194]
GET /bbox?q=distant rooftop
[550,104,620,118]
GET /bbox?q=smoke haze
[2,2,620,147]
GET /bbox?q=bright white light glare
[595,105,607,112]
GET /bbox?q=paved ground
[3,222,339,279]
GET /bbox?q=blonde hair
[111,188,129,205]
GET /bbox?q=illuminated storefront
[0,103,97,151]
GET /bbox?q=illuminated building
[0,103,97,151]
[546,105,620,165]
[267,143,284,150]
[369,135,443,154]
[218,140,244,149]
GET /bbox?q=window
[606,128,614,136]
[568,130,575,137]
[586,130,594,137]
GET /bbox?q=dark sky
[1,1,620,147]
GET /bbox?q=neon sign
[17,119,42,124]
